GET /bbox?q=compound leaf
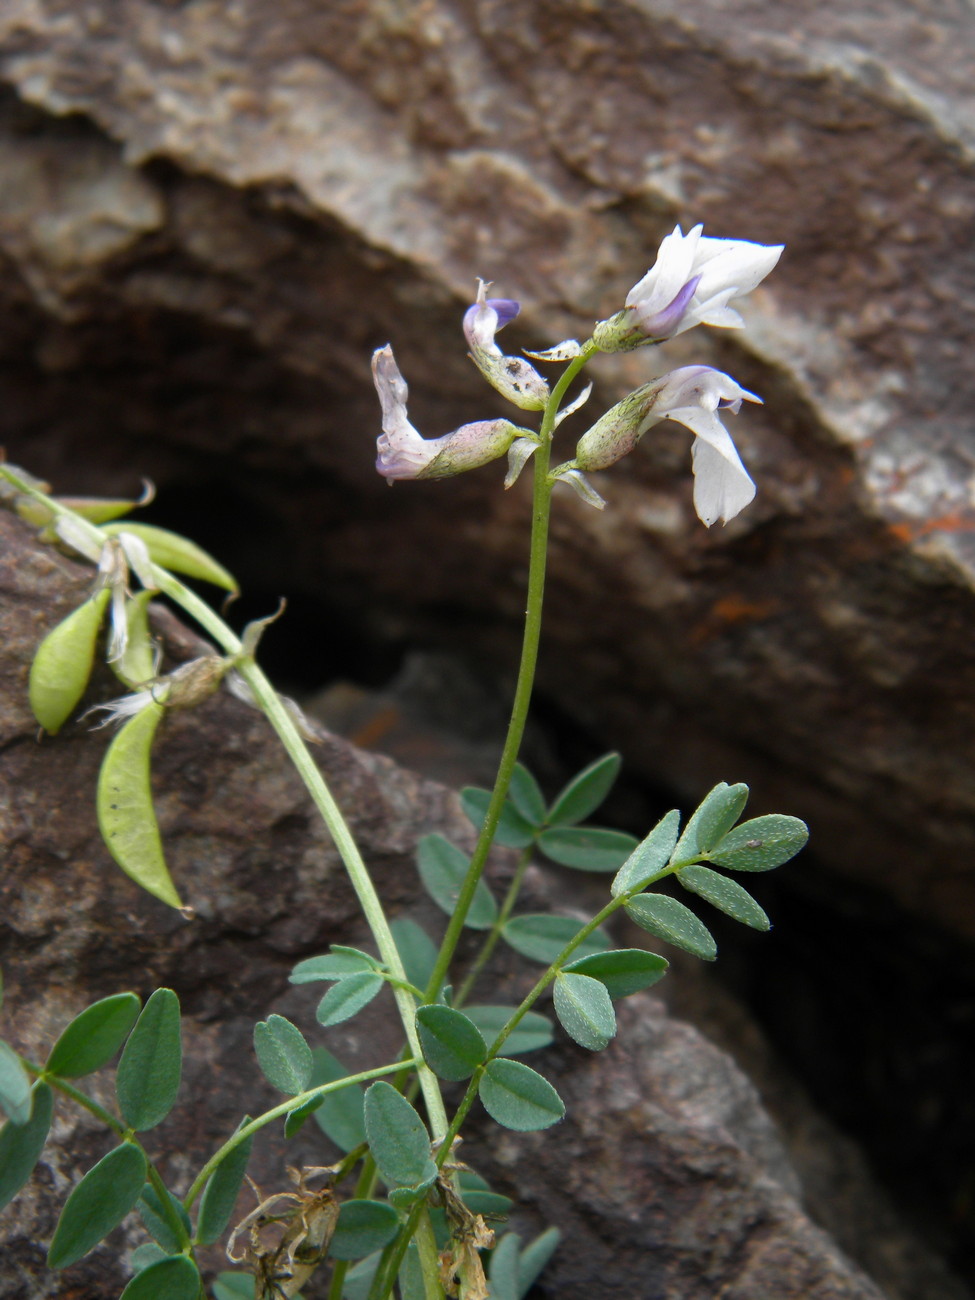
[671,782,749,864]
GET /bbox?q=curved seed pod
[29,588,111,734]
[96,701,183,909]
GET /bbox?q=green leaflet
[478,1059,565,1132]
[101,522,238,593]
[677,864,770,930]
[197,1118,254,1246]
[563,948,668,1000]
[315,972,384,1027]
[0,1080,53,1212]
[253,1015,312,1096]
[611,809,681,897]
[552,972,616,1051]
[501,914,610,966]
[47,1142,147,1269]
[460,787,537,848]
[46,992,142,1079]
[463,1006,554,1056]
[415,1005,487,1081]
[708,814,810,871]
[330,1199,399,1260]
[310,1048,366,1153]
[363,1082,435,1187]
[416,834,498,930]
[671,782,749,864]
[536,826,638,872]
[29,588,111,734]
[118,1254,201,1300]
[390,918,440,992]
[625,893,717,961]
[0,1041,32,1126]
[96,701,183,909]
[546,752,621,826]
[116,989,182,1131]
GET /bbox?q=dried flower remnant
[593,224,783,352]
[572,366,762,525]
[372,344,523,483]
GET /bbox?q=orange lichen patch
[690,594,778,645]
[888,511,975,544]
[710,594,779,624]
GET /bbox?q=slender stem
[453,847,532,1007]
[422,348,595,1004]
[183,1058,415,1209]
[435,858,680,1166]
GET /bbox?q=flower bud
[463,280,549,410]
[372,345,523,483]
[593,224,783,352]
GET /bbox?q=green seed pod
[29,588,111,734]
[96,701,183,910]
[101,523,238,593]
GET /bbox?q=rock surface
[0,0,974,946]
[0,505,900,1299]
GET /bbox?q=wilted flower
[593,225,783,352]
[87,655,229,728]
[372,345,523,483]
[463,280,550,410]
[573,365,762,526]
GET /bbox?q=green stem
[422,347,595,1004]
[183,1058,414,1210]
[436,859,680,1164]
[453,846,532,1007]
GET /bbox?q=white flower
[573,365,762,526]
[372,345,521,482]
[593,225,783,351]
[462,280,549,410]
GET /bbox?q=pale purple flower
[573,365,762,525]
[593,225,783,351]
[372,345,521,482]
[463,280,549,410]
